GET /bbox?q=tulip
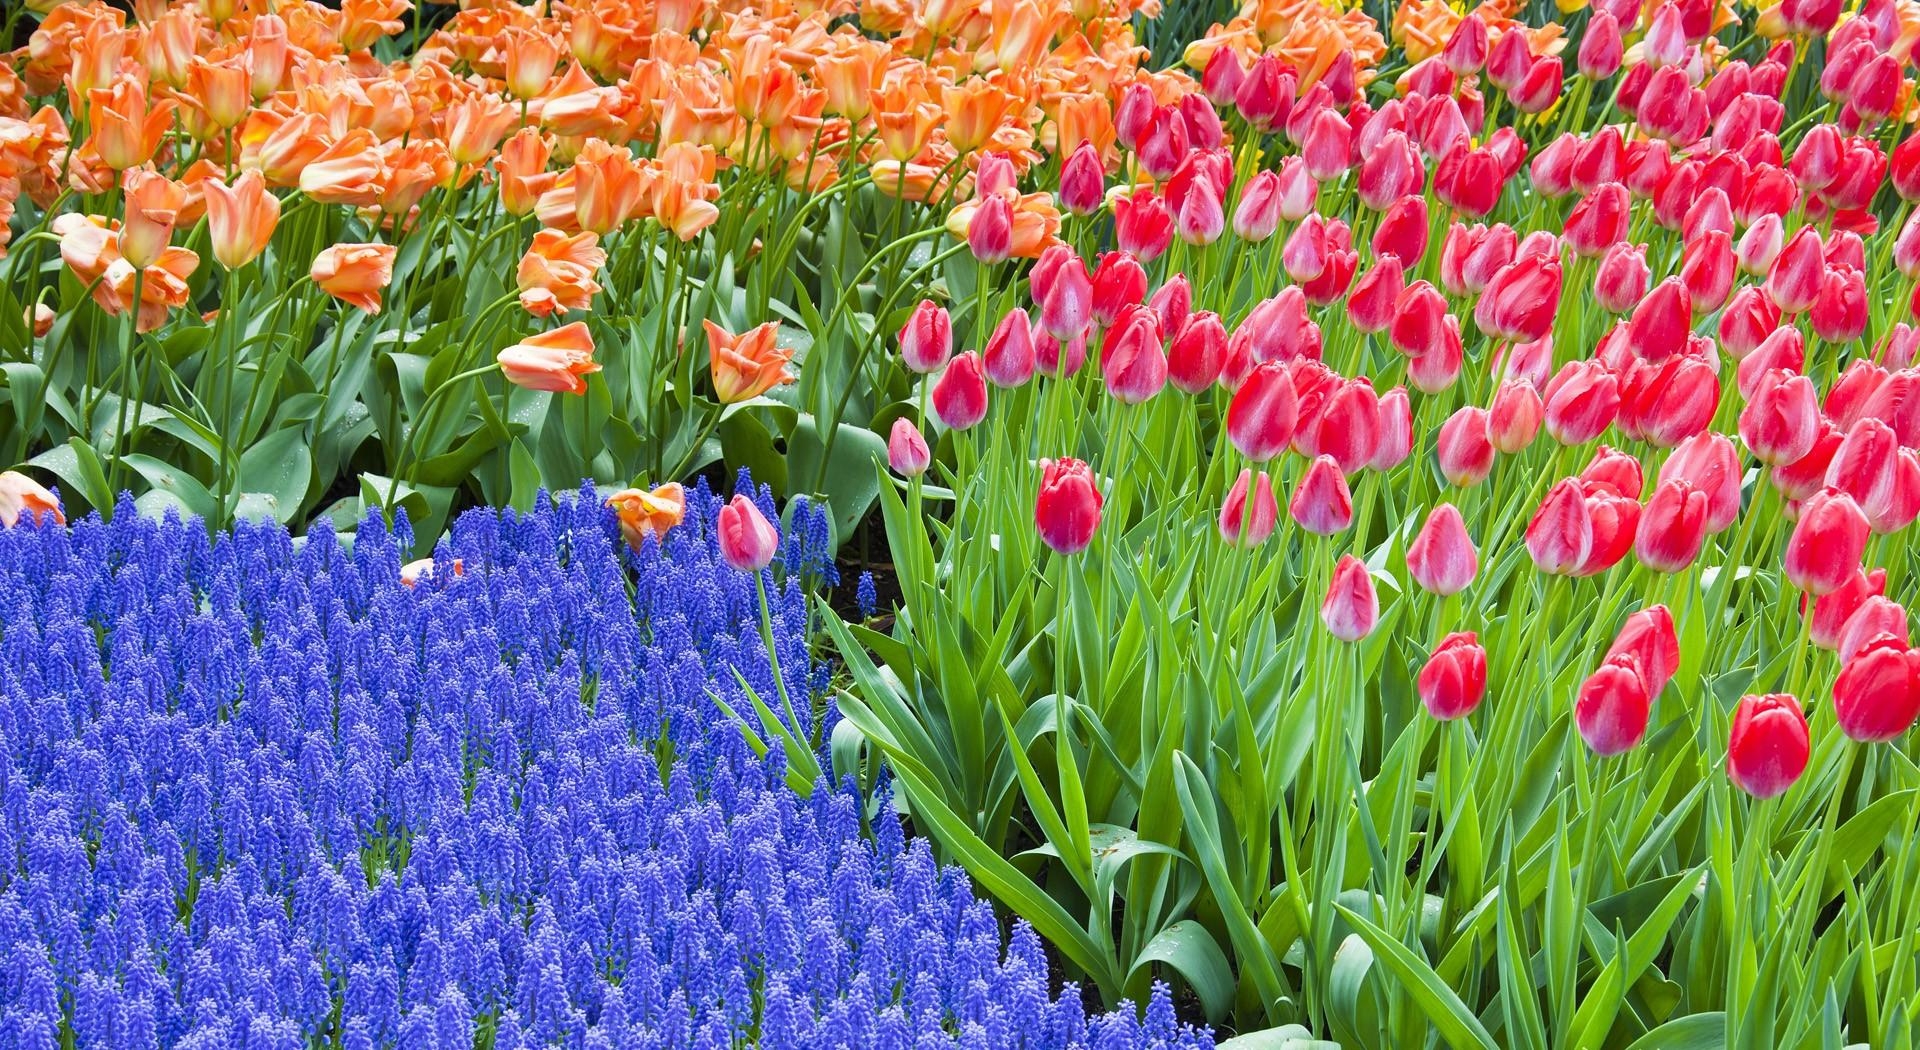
[1407,503,1478,596]
[1443,16,1489,73]
[1236,56,1295,130]
[1833,637,1920,742]
[716,495,780,572]
[1433,145,1503,217]
[888,418,931,477]
[1564,183,1632,259]
[897,300,952,374]
[1594,242,1651,314]
[1767,227,1825,314]
[203,171,281,272]
[1473,253,1561,343]
[0,471,64,528]
[1372,388,1414,469]
[1232,171,1283,242]
[1634,480,1708,573]
[1091,253,1148,327]
[1227,362,1298,462]
[932,353,990,430]
[1031,245,1093,338]
[1348,258,1405,335]
[1035,457,1103,555]
[1809,568,1887,650]
[1488,28,1533,92]
[1059,142,1105,217]
[1407,318,1465,394]
[1488,380,1544,454]
[1321,555,1379,642]
[1202,49,1247,106]
[1101,309,1167,404]
[1419,633,1489,720]
[707,320,795,403]
[1513,56,1565,114]
[1219,469,1279,547]
[1310,380,1382,475]
[606,483,686,551]
[967,195,1014,264]
[311,243,398,315]
[1527,479,1595,576]
[1168,313,1228,394]
[29,305,54,339]
[1357,132,1422,211]
[1785,488,1872,595]
[1725,695,1810,798]
[982,309,1037,389]
[498,322,601,395]
[1543,360,1621,446]
[1579,11,1624,79]
[1740,371,1820,466]
[1148,276,1192,337]
[1838,597,1909,663]
[1036,329,1088,379]
[1372,195,1429,265]
[1577,658,1652,756]
[1290,456,1353,535]
[1810,267,1867,344]
[1626,277,1693,362]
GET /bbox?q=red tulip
[1202,48,1247,107]
[1290,455,1353,535]
[1626,276,1693,362]
[1031,245,1093,338]
[1489,379,1545,454]
[1356,131,1424,211]
[1785,488,1872,595]
[1531,134,1581,197]
[1718,285,1782,357]
[1636,479,1709,572]
[1407,503,1478,595]
[1408,317,1466,394]
[1058,141,1105,216]
[1167,312,1228,394]
[1767,227,1825,314]
[1577,657,1652,756]
[1227,362,1298,462]
[1838,596,1909,663]
[1321,555,1379,642]
[1810,267,1867,343]
[1809,568,1887,650]
[1773,420,1844,501]
[1726,695,1810,798]
[1091,252,1148,327]
[1487,26,1534,92]
[968,194,1013,264]
[1577,491,1642,577]
[1543,359,1622,445]
[1578,11,1624,78]
[1527,479,1595,575]
[1113,192,1174,262]
[1740,370,1820,465]
[1659,432,1741,532]
[1620,355,1718,449]
[1275,156,1320,220]
[1232,170,1283,242]
[1565,183,1631,258]
[1680,231,1736,314]
[718,494,780,571]
[1035,457,1103,555]
[932,352,989,430]
[1434,144,1504,217]
[983,308,1037,388]
[1372,195,1429,264]
[1372,387,1413,469]
[1419,632,1489,720]
[1301,108,1353,181]
[1310,379,1383,475]
[1513,55,1565,113]
[1438,406,1497,487]
[1219,469,1280,547]
[1235,54,1295,131]
[1594,242,1651,313]
[888,418,931,477]
[1473,253,1562,343]
[1442,16,1489,73]
[1833,636,1920,742]
[1581,445,1645,499]
[899,299,952,374]
[1349,257,1406,335]
[1735,327,1805,398]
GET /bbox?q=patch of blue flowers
[0,476,1213,1050]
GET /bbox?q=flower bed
[0,481,1211,1049]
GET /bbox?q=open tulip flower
[9,0,1920,1045]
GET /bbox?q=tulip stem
[754,571,802,740]
[383,363,501,518]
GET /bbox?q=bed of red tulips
[8,0,1920,1045]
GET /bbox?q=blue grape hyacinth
[0,481,1213,1050]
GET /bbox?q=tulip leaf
[1129,920,1236,1024]
[786,414,885,545]
[1333,902,1498,1050]
[1621,1012,1725,1050]
[239,427,314,523]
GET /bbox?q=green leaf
[28,438,114,515]
[1129,920,1237,1024]
[1216,1025,1341,1049]
[786,414,886,543]
[239,427,314,523]
[1333,903,1498,1050]
[121,454,215,520]
[1621,1012,1725,1050]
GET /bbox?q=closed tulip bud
[1492,336,1555,390]
[1725,695,1810,798]
[1408,503,1478,595]
[1489,380,1545,453]
[931,353,990,430]
[1035,457,1103,555]
[1719,287,1784,360]
[1059,142,1105,216]
[1035,328,1089,379]
[1268,156,1317,222]
[1148,276,1192,337]
[1113,192,1174,262]
[1487,27,1534,92]
[1579,11,1625,79]
[1627,277,1694,361]
[1893,213,1920,281]
[1474,253,1562,343]
[1737,215,1787,276]
[1767,228,1825,314]
[1531,134,1582,198]
[1656,432,1739,532]
[888,418,931,476]
[1388,279,1448,357]
[1577,658,1652,756]
[1236,55,1296,131]
[1419,632,1489,720]
[1511,55,1564,114]
[1372,387,1413,469]
[1321,555,1379,642]
[1168,312,1228,394]
[967,194,1014,264]
[1442,15,1490,73]
[1301,109,1352,181]
[1434,145,1504,218]
[1101,309,1167,404]
[1305,380,1380,475]
[1408,317,1466,394]
[1827,360,1888,429]
[1809,568,1887,650]
[1895,134,1920,202]
[1833,637,1920,742]
[1786,488,1871,594]
[983,308,1037,388]
[1740,371,1820,465]
[1177,177,1226,245]
[1811,267,1867,344]
[1347,257,1405,335]
[1576,445,1642,501]
[1544,359,1622,445]
[1032,245,1093,338]
[1227,362,1298,461]
[1356,131,1423,211]
[1643,1,1690,66]
[1680,231,1736,314]
[1287,455,1352,535]
[1202,48,1248,106]
[1628,356,1721,449]
[717,494,780,572]
[1838,596,1908,663]
[1594,242,1651,314]
[1636,479,1710,572]
[1219,469,1280,547]
[1605,605,1680,697]
[1135,107,1188,180]
[1090,252,1148,327]
[1577,491,1642,577]
[1438,407,1497,487]
[1282,215,1330,282]
[1826,417,1900,511]
[1372,195,1429,264]
[899,300,952,374]
[1740,164,1798,225]
[1231,171,1283,242]
[1564,183,1632,258]
[1527,479,1595,575]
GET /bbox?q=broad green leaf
[1333,902,1498,1050]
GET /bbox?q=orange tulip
[311,242,397,314]
[569,138,648,235]
[445,93,520,167]
[870,159,953,202]
[120,168,186,270]
[65,15,131,102]
[400,556,463,587]
[203,170,281,271]
[1052,92,1116,163]
[976,0,1060,73]
[55,213,199,333]
[243,111,331,188]
[299,129,383,206]
[706,319,794,403]
[378,140,454,223]
[872,82,941,162]
[496,128,555,217]
[87,77,175,171]
[29,303,55,339]
[606,482,687,549]
[497,321,601,394]
[249,14,290,101]
[816,42,886,120]
[339,0,411,53]
[517,228,606,316]
[941,78,1022,155]
[502,27,562,99]
[734,38,804,129]
[0,470,64,528]
[659,71,740,151]
[653,177,722,242]
[142,8,199,90]
[186,54,253,132]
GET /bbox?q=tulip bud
[1236,55,1296,131]
[888,418,931,477]
[1168,312,1228,394]
[1176,176,1226,246]
[1564,183,1631,258]
[1627,277,1693,361]
[1767,227,1825,314]
[1810,266,1867,344]
[1594,242,1651,314]
[1809,568,1887,650]
[1725,695,1810,798]
[1031,246,1093,338]
[1408,317,1466,394]
[983,308,1037,388]
[1407,503,1478,595]
[1786,488,1872,595]
[1420,633,1489,720]
[1219,469,1279,547]
[1371,387,1413,470]
[1059,142,1105,216]
[1527,479,1595,575]
[1474,253,1563,343]
[1578,11,1624,79]
[1090,252,1148,327]
[1543,359,1622,445]
[1227,362,1298,461]
[1310,380,1382,475]
[1321,555,1379,642]
[1635,479,1709,572]
[1577,657,1652,756]
[1489,380,1544,453]
[899,300,952,374]
[967,194,1013,264]
[1437,406,1497,487]
[1290,455,1353,535]
[1348,257,1406,335]
[1035,457,1103,555]
[1833,637,1920,742]
[1101,308,1167,404]
[1837,595,1908,663]
[1372,195,1429,264]
[1231,171,1283,242]
[1113,192,1174,262]
[1202,49,1247,106]
[1740,370,1820,465]
[718,494,780,572]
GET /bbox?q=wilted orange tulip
[0,470,63,527]
[87,77,175,171]
[120,168,186,270]
[607,482,688,549]
[706,319,794,403]
[204,170,281,271]
[497,322,601,394]
[311,243,398,314]
[659,70,739,151]
[517,228,606,316]
[299,129,384,207]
